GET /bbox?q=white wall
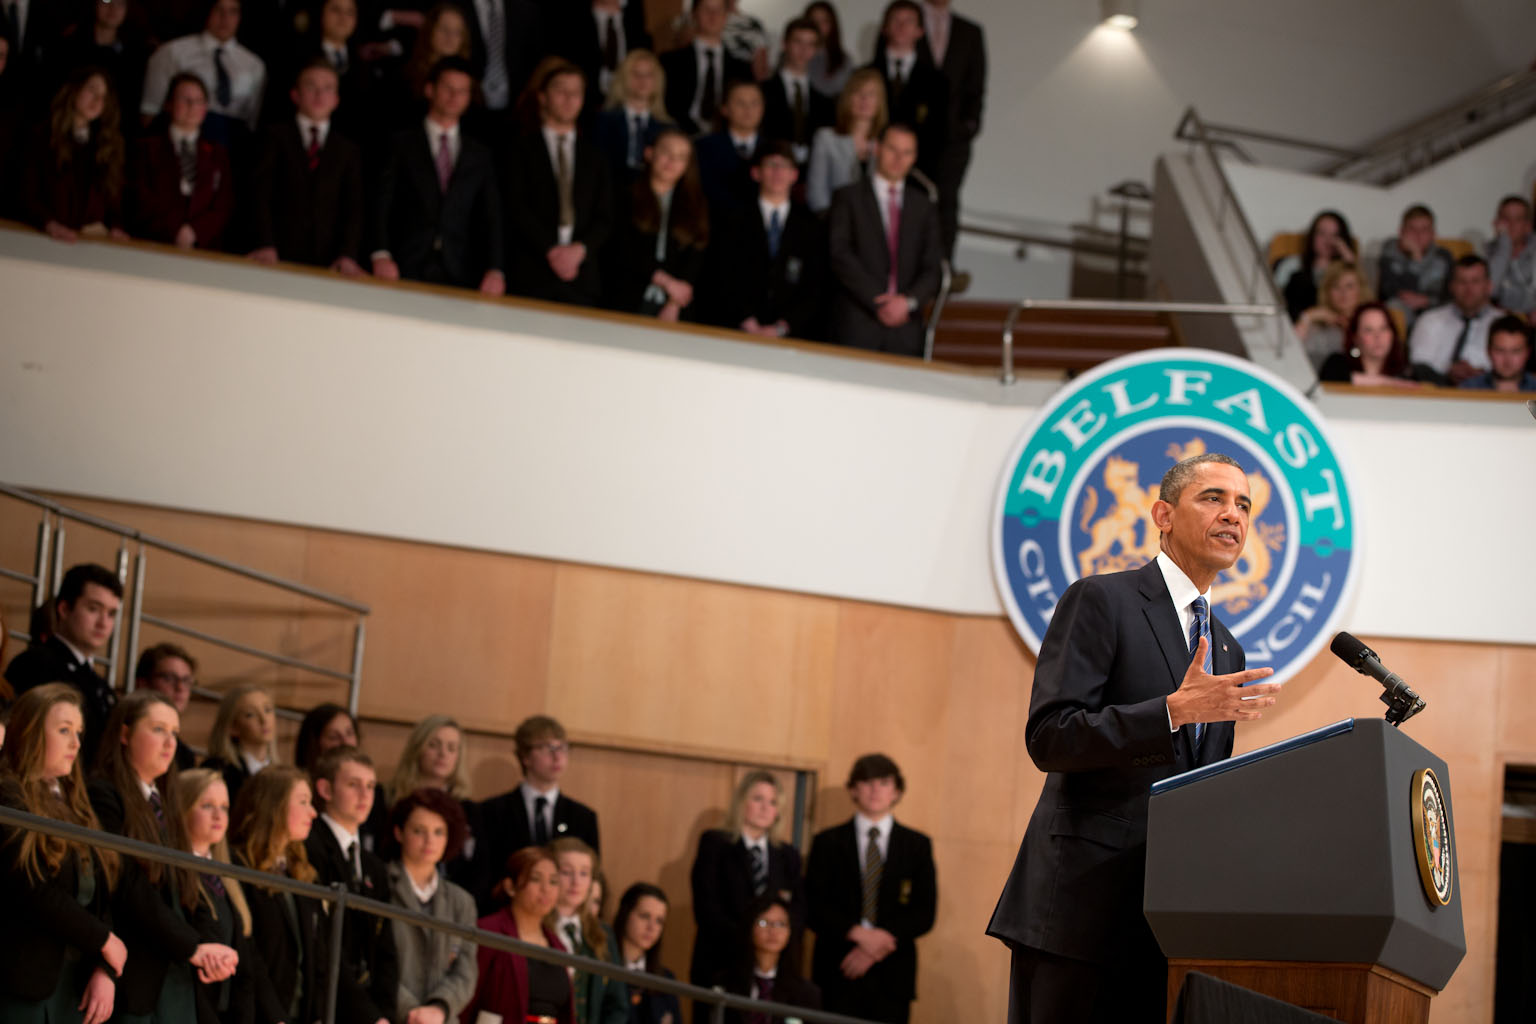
[1,230,1533,647]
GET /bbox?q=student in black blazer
[505,58,613,307]
[372,56,506,292]
[718,895,820,1024]
[759,18,834,163]
[591,50,669,187]
[868,1,949,185]
[688,770,806,992]
[692,78,764,219]
[462,0,543,116]
[805,754,936,1024]
[130,73,235,250]
[201,686,280,809]
[922,0,985,254]
[705,141,825,339]
[612,882,683,1024]
[825,123,943,356]
[603,127,710,320]
[549,0,652,117]
[658,0,750,135]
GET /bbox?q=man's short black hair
[1453,253,1488,275]
[878,121,917,144]
[882,0,923,27]
[847,753,905,792]
[754,140,798,167]
[293,54,341,88]
[56,564,123,608]
[1488,315,1532,351]
[783,16,821,44]
[1497,194,1531,216]
[1400,203,1433,224]
[426,55,475,86]
[135,642,197,682]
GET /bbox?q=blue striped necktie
[1189,597,1211,749]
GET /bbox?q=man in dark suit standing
[759,17,834,165]
[659,0,750,135]
[826,122,943,357]
[4,563,122,765]
[504,59,612,307]
[461,0,542,117]
[987,453,1283,1023]
[806,754,936,1024]
[550,0,652,118]
[371,57,506,294]
[249,59,365,273]
[869,1,948,187]
[921,0,985,255]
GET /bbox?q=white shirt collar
[169,126,199,148]
[408,868,440,903]
[781,69,808,91]
[1155,550,1209,620]
[424,117,459,143]
[320,812,361,858]
[202,31,235,50]
[555,913,583,944]
[854,812,893,839]
[694,38,722,58]
[138,777,157,801]
[56,634,91,666]
[625,954,646,971]
[759,197,789,224]
[240,750,269,777]
[729,132,757,151]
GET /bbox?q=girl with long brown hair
[25,66,129,242]
[606,127,710,320]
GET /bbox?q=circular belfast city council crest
[991,348,1361,685]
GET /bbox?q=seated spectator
[593,48,670,186]
[549,837,628,1024]
[689,770,807,995]
[660,0,750,135]
[722,0,770,81]
[718,895,821,1024]
[387,787,480,1022]
[761,18,833,165]
[0,685,125,1024]
[371,56,506,294]
[870,0,947,186]
[1488,194,1535,316]
[305,747,400,1024]
[1408,254,1500,385]
[141,0,266,146]
[89,691,239,1021]
[294,701,359,773]
[4,562,122,764]
[695,78,765,217]
[230,766,325,1024]
[827,122,943,356]
[465,847,574,1024]
[248,58,366,273]
[49,0,151,126]
[386,713,478,885]
[1318,302,1420,388]
[706,141,826,339]
[613,882,682,1024]
[1459,315,1536,392]
[474,714,600,912]
[202,684,278,804]
[1278,209,1357,322]
[507,57,613,307]
[133,641,200,769]
[129,72,234,250]
[805,67,885,213]
[23,68,129,242]
[1376,204,1451,330]
[803,1,852,100]
[551,0,652,114]
[604,127,710,321]
[1294,261,1369,372]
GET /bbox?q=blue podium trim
[1150,718,1357,796]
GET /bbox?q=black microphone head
[1330,631,1371,666]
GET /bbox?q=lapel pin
[556,822,568,834]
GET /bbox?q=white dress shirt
[887,51,915,83]
[296,114,331,151]
[1407,303,1497,375]
[407,868,440,904]
[170,126,199,194]
[592,6,626,94]
[142,32,267,129]
[1156,550,1212,733]
[759,198,789,235]
[240,751,270,777]
[6,0,30,50]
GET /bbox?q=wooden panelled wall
[2,493,1530,1024]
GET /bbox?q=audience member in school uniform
[202,685,279,805]
[382,714,477,879]
[760,18,833,166]
[365,1,472,144]
[689,769,807,993]
[294,701,359,775]
[550,0,652,117]
[694,77,765,219]
[305,746,400,1024]
[177,767,270,1024]
[0,684,126,1024]
[23,67,130,241]
[802,1,851,100]
[464,846,576,1024]
[612,883,681,1024]
[89,690,239,1022]
[1316,302,1421,389]
[248,58,366,272]
[4,563,122,765]
[230,766,325,1024]
[388,787,480,1023]
[1459,315,1536,392]
[868,0,947,187]
[474,714,600,912]
[718,895,821,1024]
[140,0,266,147]
[261,0,366,136]
[130,72,234,249]
[592,48,669,188]
[921,0,986,256]
[548,837,628,1024]
[604,127,710,321]
[804,67,884,214]
[805,753,936,1024]
[659,0,749,135]
[48,0,152,130]
[133,642,201,771]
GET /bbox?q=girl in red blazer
[463,846,575,1024]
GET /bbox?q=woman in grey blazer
[388,789,479,1023]
[805,68,886,213]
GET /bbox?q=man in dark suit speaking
[987,452,1282,1022]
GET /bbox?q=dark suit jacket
[503,127,613,306]
[624,965,681,1024]
[826,178,943,355]
[688,829,806,988]
[805,819,936,1007]
[240,861,326,1024]
[129,133,235,248]
[933,14,985,143]
[304,822,401,1024]
[464,0,543,111]
[659,43,752,135]
[250,119,365,266]
[374,124,504,287]
[603,184,709,317]
[760,73,833,153]
[693,130,762,218]
[591,106,663,186]
[550,2,652,115]
[706,199,825,339]
[472,788,600,913]
[985,559,1242,968]
[188,874,271,1024]
[5,635,117,767]
[867,53,949,179]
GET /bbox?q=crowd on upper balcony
[0,0,988,358]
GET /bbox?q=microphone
[1330,631,1426,725]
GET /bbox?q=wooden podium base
[1166,959,1436,1023]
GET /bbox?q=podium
[1145,717,1465,1024]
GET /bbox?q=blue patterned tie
[767,208,783,260]
[1189,597,1211,750]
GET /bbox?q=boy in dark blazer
[759,17,834,165]
[659,0,751,135]
[805,753,936,1024]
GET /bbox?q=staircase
[930,301,1180,374]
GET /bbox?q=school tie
[766,207,782,260]
[748,974,773,1024]
[791,79,807,143]
[861,827,882,925]
[533,795,550,844]
[346,840,361,882]
[306,125,321,171]
[1189,597,1212,750]
[889,60,906,107]
[749,842,768,895]
[213,46,232,107]
[435,131,453,192]
[148,789,165,825]
[699,49,718,125]
[886,183,901,293]
[627,113,644,168]
[564,921,581,952]
[601,13,620,71]
[178,138,197,192]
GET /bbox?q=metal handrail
[997,299,1278,385]
[1173,107,1364,163]
[0,805,878,1024]
[923,259,953,362]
